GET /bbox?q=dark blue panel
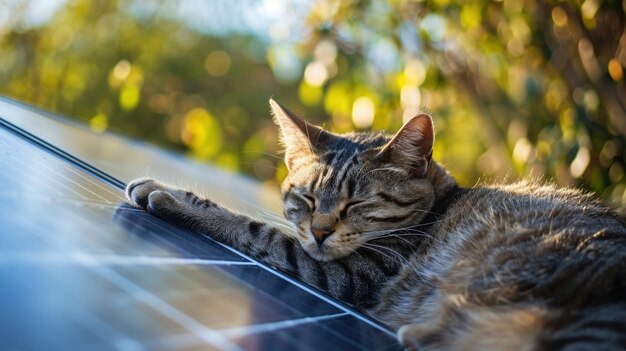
[0,114,400,350]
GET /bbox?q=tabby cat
[126,99,626,350]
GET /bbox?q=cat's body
[127,100,626,350]
[376,182,626,350]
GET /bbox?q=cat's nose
[311,227,334,245]
[311,212,338,245]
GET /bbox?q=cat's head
[271,99,444,262]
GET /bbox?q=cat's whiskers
[261,219,295,233]
[386,234,421,250]
[240,162,281,172]
[361,242,412,264]
[386,226,436,236]
[383,233,433,241]
[258,215,296,233]
[252,209,290,225]
[359,243,398,261]
[256,210,289,224]
[237,198,298,235]
[411,218,445,227]
[238,151,284,161]
[238,198,288,221]
[358,225,437,241]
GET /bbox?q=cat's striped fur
[127,99,626,350]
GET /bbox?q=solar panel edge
[0,117,125,189]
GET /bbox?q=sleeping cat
[126,99,626,350]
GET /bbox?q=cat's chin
[302,242,353,262]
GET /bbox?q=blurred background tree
[1,0,625,209]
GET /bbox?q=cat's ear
[379,113,434,177]
[270,99,337,168]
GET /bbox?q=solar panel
[0,98,400,350]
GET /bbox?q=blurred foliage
[1,0,625,209]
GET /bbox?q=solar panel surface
[0,97,400,350]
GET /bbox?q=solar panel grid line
[211,239,397,338]
[93,282,222,350]
[147,316,395,351]
[218,312,349,338]
[3,190,112,256]
[199,266,345,329]
[0,192,126,209]
[26,155,118,203]
[41,200,138,254]
[142,312,354,351]
[57,161,128,201]
[77,254,245,351]
[56,167,126,203]
[2,151,75,199]
[4,146,121,205]
[54,299,141,350]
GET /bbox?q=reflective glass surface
[0,100,399,350]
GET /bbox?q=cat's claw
[146,190,178,213]
[126,178,182,216]
[126,178,159,209]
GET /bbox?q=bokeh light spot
[89,113,108,133]
[352,96,375,129]
[304,61,328,87]
[513,138,533,164]
[181,108,222,159]
[608,59,623,81]
[299,81,322,106]
[551,7,568,27]
[119,84,140,111]
[581,0,599,20]
[113,60,131,81]
[314,40,337,66]
[205,51,231,77]
[570,147,590,178]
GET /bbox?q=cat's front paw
[126,178,182,216]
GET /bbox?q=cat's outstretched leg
[126,178,280,254]
[125,178,392,307]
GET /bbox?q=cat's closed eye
[288,192,316,211]
[301,194,316,207]
[340,199,365,219]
